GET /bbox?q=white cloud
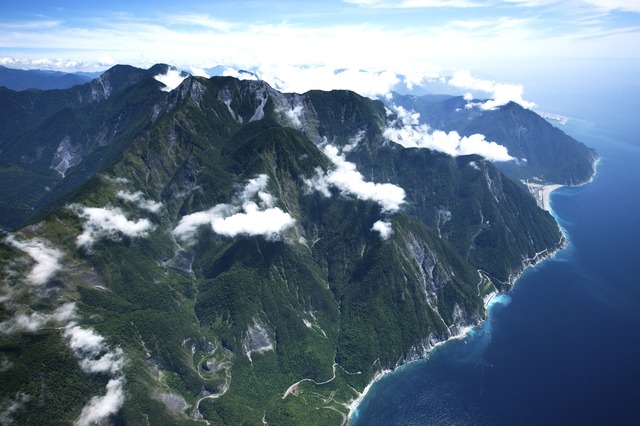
[102,176,131,184]
[4,235,63,286]
[79,347,126,375]
[469,160,481,170]
[305,144,406,213]
[64,323,107,355]
[172,204,234,242]
[244,64,401,98]
[383,105,514,161]
[190,66,210,78]
[63,323,126,375]
[154,68,187,92]
[448,69,536,110]
[0,0,637,80]
[239,174,272,206]
[0,303,77,335]
[97,54,116,66]
[173,175,294,242]
[372,220,394,240]
[284,105,304,128]
[68,205,155,250]
[116,190,163,213]
[74,378,126,426]
[343,130,366,153]
[211,205,295,239]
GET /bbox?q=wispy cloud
[116,190,163,213]
[504,0,640,13]
[0,392,31,426]
[0,303,77,335]
[383,105,514,161]
[304,144,406,213]
[4,235,63,287]
[74,378,126,426]
[345,0,486,7]
[162,13,237,32]
[173,174,295,242]
[68,204,155,250]
[0,0,635,77]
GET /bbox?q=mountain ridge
[0,64,592,425]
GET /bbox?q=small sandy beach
[523,182,564,212]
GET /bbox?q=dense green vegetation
[389,93,598,185]
[0,65,587,425]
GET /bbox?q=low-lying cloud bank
[68,204,155,250]
[4,235,63,286]
[384,105,514,162]
[304,144,406,213]
[173,174,294,242]
[154,68,187,92]
[448,69,536,110]
[225,65,402,99]
[223,64,536,110]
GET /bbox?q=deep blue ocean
[351,108,640,424]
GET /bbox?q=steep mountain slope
[0,66,577,425]
[0,64,182,230]
[389,93,598,184]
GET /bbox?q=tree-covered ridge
[0,65,575,425]
[388,93,599,185]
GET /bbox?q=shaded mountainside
[0,64,179,230]
[0,65,581,425]
[389,93,598,184]
[0,65,98,91]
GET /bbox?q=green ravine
[0,65,594,425]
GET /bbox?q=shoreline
[346,239,568,426]
[347,156,600,423]
[522,182,564,212]
[346,322,475,422]
[523,154,601,213]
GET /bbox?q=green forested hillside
[0,66,577,425]
[389,93,598,184]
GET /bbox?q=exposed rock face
[242,317,275,362]
[51,135,83,177]
[404,233,450,312]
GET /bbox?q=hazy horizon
[2,0,639,128]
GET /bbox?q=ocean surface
[351,111,640,424]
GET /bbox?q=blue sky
[1,0,639,113]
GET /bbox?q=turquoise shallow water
[351,117,640,425]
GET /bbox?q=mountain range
[0,64,596,425]
[0,65,100,91]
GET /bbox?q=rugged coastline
[347,155,600,424]
[346,234,568,424]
